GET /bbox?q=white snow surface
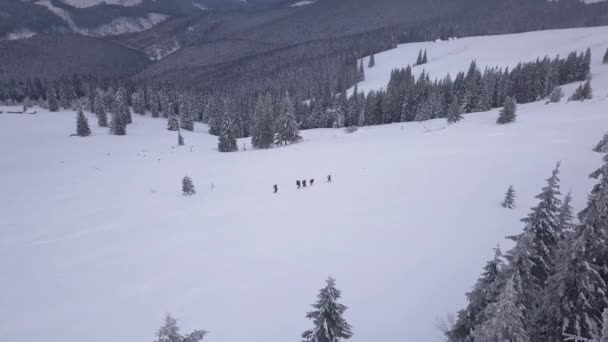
[353,26,608,95]
[2,27,608,342]
[35,0,167,37]
[290,0,316,7]
[60,0,143,8]
[1,29,37,41]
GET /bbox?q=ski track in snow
[1,26,608,342]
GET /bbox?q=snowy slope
[34,0,167,37]
[354,26,608,95]
[1,28,608,342]
[60,0,143,8]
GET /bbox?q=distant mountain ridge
[2,0,608,83]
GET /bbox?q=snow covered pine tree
[75,105,91,137]
[251,93,275,149]
[502,185,516,209]
[275,92,302,146]
[155,313,206,342]
[182,176,196,196]
[497,96,517,124]
[302,277,353,342]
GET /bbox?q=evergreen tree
[178,131,184,146]
[156,314,182,342]
[59,79,76,109]
[518,163,562,287]
[149,89,160,118]
[131,87,146,115]
[110,111,126,136]
[502,185,516,209]
[446,98,463,124]
[155,314,206,342]
[368,54,375,68]
[570,80,593,101]
[218,101,238,152]
[75,105,91,137]
[47,87,59,112]
[582,79,593,100]
[448,247,504,342]
[182,176,196,196]
[251,93,275,149]
[537,200,608,342]
[497,96,517,124]
[548,87,564,103]
[207,96,223,136]
[556,191,574,234]
[94,89,108,127]
[358,61,365,81]
[180,95,195,131]
[474,273,530,342]
[275,92,302,145]
[115,87,132,125]
[422,49,428,64]
[593,132,608,153]
[604,48,608,64]
[302,277,353,342]
[416,50,423,65]
[167,114,180,131]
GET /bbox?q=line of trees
[0,49,592,143]
[447,153,608,342]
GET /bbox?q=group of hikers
[273,174,332,193]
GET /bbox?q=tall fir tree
[537,155,608,342]
[502,185,516,209]
[207,96,223,136]
[131,87,146,115]
[603,48,608,64]
[178,130,184,146]
[110,110,126,136]
[275,92,302,146]
[251,93,275,149]
[519,163,562,287]
[473,273,530,342]
[422,49,428,64]
[47,87,59,112]
[368,54,375,68]
[182,176,195,196]
[167,114,180,131]
[302,277,353,342]
[497,96,517,124]
[180,96,195,131]
[75,105,91,137]
[358,61,365,81]
[94,89,108,127]
[416,50,423,65]
[115,87,132,125]
[218,101,238,152]
[556,191,574,234]
[446,98,463,124]
[155,313,206,342]
[448,247,504,342]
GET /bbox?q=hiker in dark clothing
[327,174,332,183]
[310,179,314,186]
[273,184,278,193]
[296,180,301,189]
[302,180,307,188]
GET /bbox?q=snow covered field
[1,27,608,342]
[354,26,608,94]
